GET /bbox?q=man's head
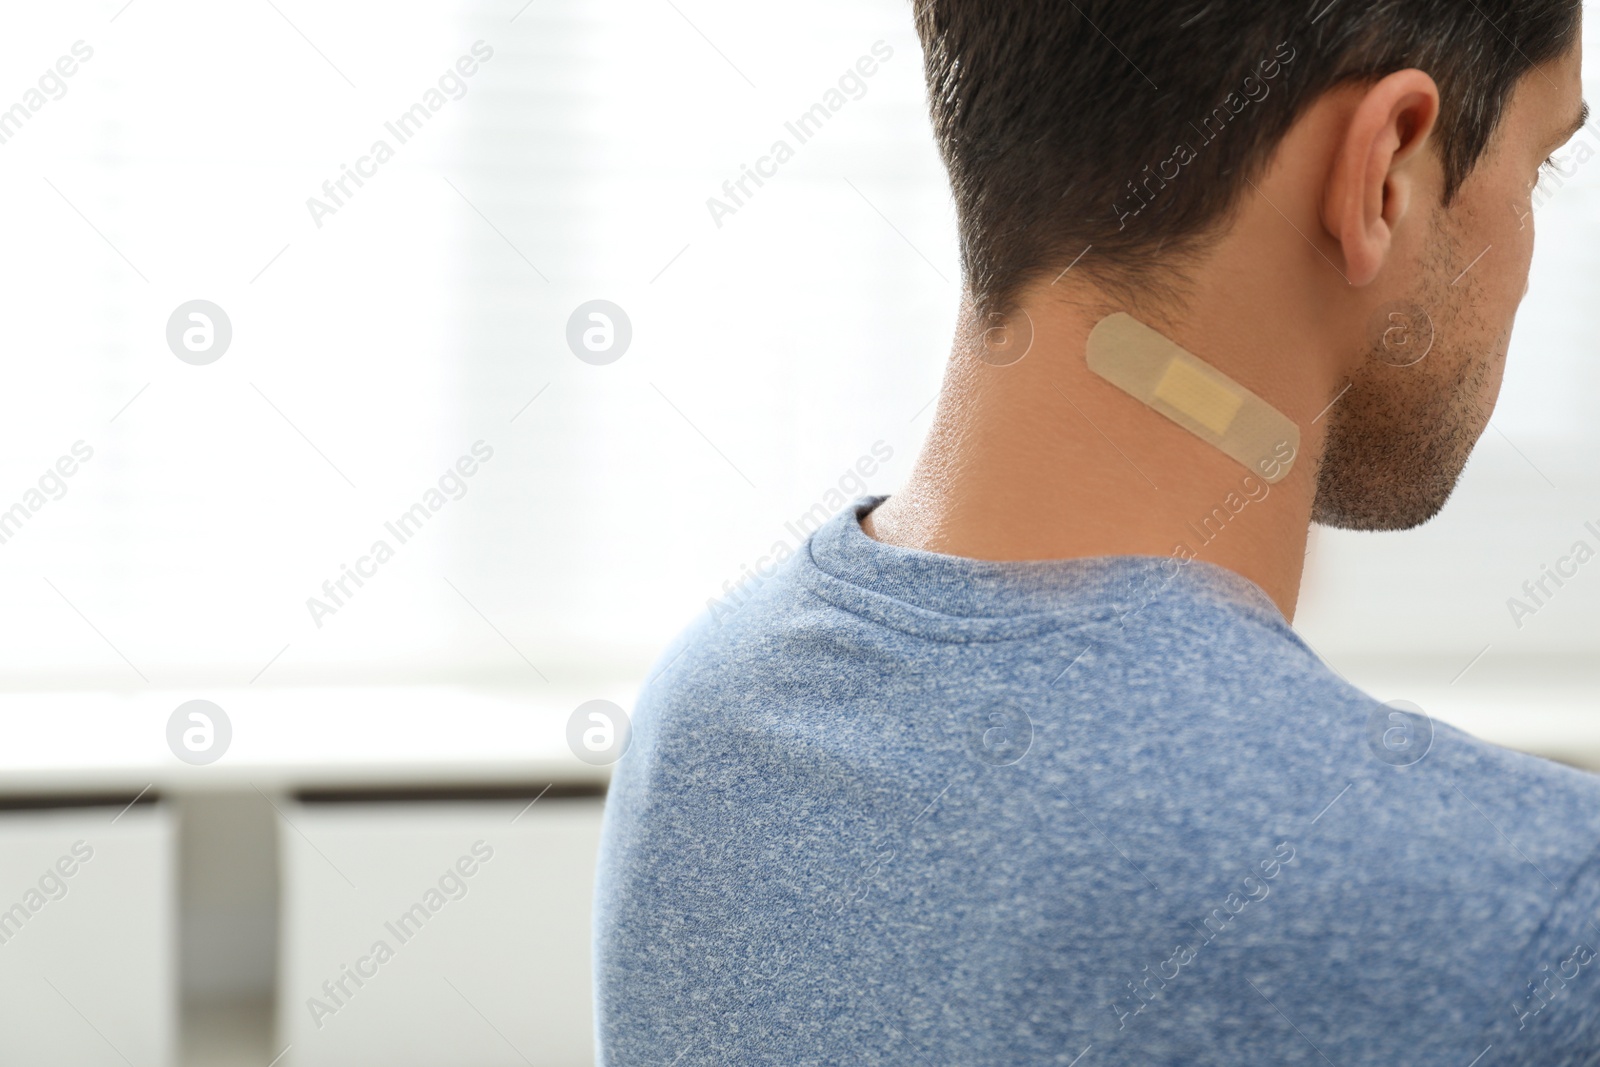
[914,1,1585,531]
[1310,54,1585,530]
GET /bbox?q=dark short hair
[914,0,1582,315]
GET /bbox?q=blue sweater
[596,499,1600,1065]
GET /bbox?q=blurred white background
[0,0,943,698]
[0,0,1593,724]
[0,1,1598,1063]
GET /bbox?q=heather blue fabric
[595,498,1600,1066]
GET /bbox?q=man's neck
[863,291,1342,621]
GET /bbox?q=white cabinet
[275,798,603,1067]
[0,805,176,1067]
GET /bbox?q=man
[597,2,1599,1063]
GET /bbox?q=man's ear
[1322,69,1441,287]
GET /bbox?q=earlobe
[1322,70,1441,287]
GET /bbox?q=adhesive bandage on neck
[1085,313,1301,484]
